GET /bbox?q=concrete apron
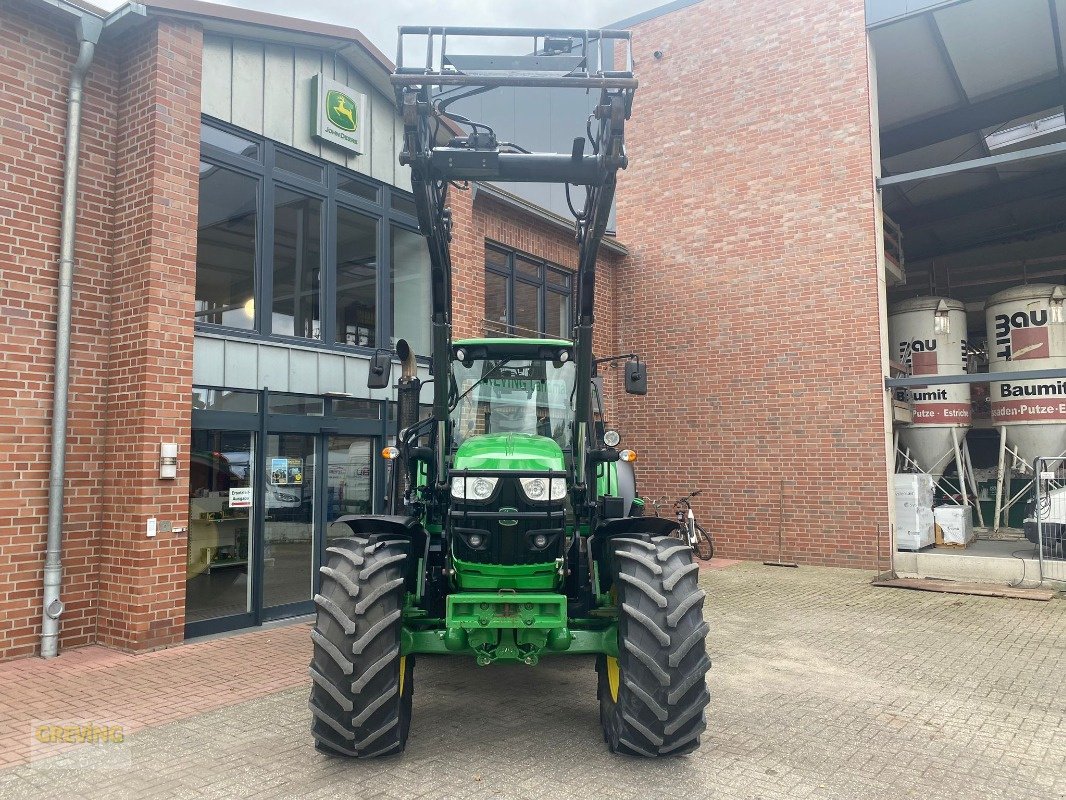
[894,538,1066,590]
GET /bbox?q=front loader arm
[392,27,636,511]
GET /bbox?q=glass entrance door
[186,392,384,638]
[263,433,316,617]
[325,434,376,538]
[186,430,255,627]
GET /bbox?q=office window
[272,189,323,339]
[336,208,378,347]
[392,226,432,355]
[196,118,430,354]
[195,162,258,329]
[483,245,572,339]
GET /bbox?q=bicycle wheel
[692,524,713,561]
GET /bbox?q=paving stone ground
[1,562,1063,800]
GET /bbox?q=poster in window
[271,457,304,485]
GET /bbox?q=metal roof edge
[865,0,971,30]
[610,0,703,30]
[471,183,628,256]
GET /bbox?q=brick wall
[0,0,120,660]
[613,0,890,567]
[0,2,202,660]
[96,18,202,651]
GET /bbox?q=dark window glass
[338,173,379,202]
[272,189,322,339]
[546,290,570,340]
[276,151,324,182]
[516,256,540,280]
[547,268,569,288]
[267,394,324,416]
[390,193,417,217]
[391,226,431,356]
[336,207,378,347]
[331,398,381,419]
[485,271,509,336]
[486,247,509,271]
[483,244,572,338]
[513,280,539,337]
[195,162,258,329]
[192,388,259,413]
[201,124,259,160]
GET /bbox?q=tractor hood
[453,433,565,472]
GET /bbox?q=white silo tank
[888,296,971,480]
[985,283,1066,464]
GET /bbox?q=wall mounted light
[160,442,178,479]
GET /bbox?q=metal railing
[1032,457,1066,585]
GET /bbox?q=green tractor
[308,27,710,758]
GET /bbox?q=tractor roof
[452,338,574,360]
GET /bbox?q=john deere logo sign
[311,74,366,154]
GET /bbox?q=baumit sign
[312,74,367,154]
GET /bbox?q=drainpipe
[40,14,104,659]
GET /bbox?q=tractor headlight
[519,477,567,501]
[450,476,498,500]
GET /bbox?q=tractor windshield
[451,358,576,449]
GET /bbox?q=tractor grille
[449,470,567,565]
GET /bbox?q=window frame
[484,243,573,339]
[196,116,423,357]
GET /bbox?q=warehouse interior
[871,0,1066,579]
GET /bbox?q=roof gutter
[40,1,146,659]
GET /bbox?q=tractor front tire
[308,534,414,758]
[597,535,710,756]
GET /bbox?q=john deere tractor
[308,27,709,758]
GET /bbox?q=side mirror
[624,360,647,395]
[367,349,393,390]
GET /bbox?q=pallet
[872,577,1056,601]
[933,541,972,550]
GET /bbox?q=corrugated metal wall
[201,33,410,190]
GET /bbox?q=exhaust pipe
[391,340,422,512]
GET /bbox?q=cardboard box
[933,505,974,547]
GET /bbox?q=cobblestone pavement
[1,563,1063,800]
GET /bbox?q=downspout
[40,14,104,659]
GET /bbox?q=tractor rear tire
[597,535,710,757]
[308,534,414,758]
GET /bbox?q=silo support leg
[950,427,968,509]
[993,427,1008,532]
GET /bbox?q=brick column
[96,19,202,651]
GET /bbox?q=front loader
[308,27,710,758]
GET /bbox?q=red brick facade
[613,0,889,567]
[0,1,201,660]
[0,0,888,662]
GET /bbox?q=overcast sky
[94,1,668,55]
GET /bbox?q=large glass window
[336,208,378,347]
[197,119,426,353]
[195,163,258,329]
[272,189,323,339]
[392,226,432,355]
[484,244,572,339]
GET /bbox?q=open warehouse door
[870,0,1066,585]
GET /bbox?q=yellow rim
[605,656,620,703]
[399,656,407,696]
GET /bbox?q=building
[1,0,1064,660]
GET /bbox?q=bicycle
[650,490,714,561]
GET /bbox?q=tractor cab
[450,338,576,450]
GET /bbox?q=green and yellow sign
[311,74,366,154]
